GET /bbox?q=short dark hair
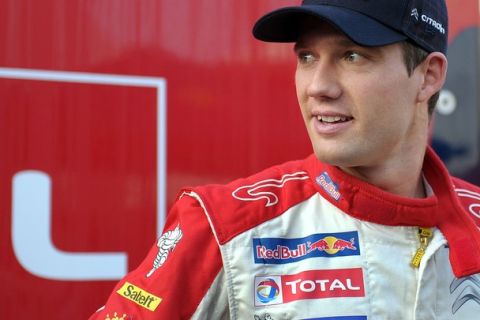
[400,41,440,115]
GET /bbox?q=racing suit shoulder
[452,176,480,227]
[186,156,318,245]
[89,195,224,320]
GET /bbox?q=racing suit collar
[306,146,480,277]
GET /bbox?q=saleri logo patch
[116,281,162,311]
[253,231,360,264]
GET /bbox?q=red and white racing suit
[90,147,480,320]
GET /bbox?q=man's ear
[417,52,448,103]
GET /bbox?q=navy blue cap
[253,0,448,54]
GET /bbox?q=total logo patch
[254,268,365,307]
[253,231,359,264]
[256,276,282,304]
[116,281,162,311]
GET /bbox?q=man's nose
[306,61,342,100]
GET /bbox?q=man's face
[295,22,428,170]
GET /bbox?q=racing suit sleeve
[88,194,227,319]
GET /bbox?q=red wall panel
[0,0,477,318]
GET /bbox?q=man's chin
[313,149,360,168]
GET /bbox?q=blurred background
[0,0,478,318]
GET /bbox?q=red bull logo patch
[253,231,360,264]
[308,236,356,255]
[254,268,365,306]
[316,172,341,201]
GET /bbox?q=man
[90,1,480,319]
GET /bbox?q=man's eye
[297,52,315,64]
[344,51,362,62]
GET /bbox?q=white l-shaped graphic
[1,67,167,280]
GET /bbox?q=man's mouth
[316,115,353,123]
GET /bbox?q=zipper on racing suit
[411,227,433,268]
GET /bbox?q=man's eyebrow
[337,37,358,48]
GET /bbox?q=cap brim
[253,5,407,47]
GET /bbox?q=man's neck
[339,148,427,199]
